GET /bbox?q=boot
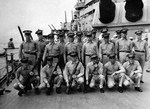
[18,90,24,96]
[100,88,105,93]
[35,88,40,95]
[56,87,61,94]
[46,87,51,95]
[135,87,143,92]
[118,87,123,93]
[65,87,70,94]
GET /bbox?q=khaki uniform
[19,41,38,65]
[58,41,65,70]
[63,60,84,87]
[76,41,83,61]
[43,42,61,64]
[39,63,63,89]
[99,41,115,64]
[132,40,148,80]
[123,60,142,87]
[64,42,79,63]
[82,41,98,66]
[104,61,125,88]
[86,61,105,88]
[14,65,39,91]
[116,38,132,64]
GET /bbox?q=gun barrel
[18,26,24,41]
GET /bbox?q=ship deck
[0,62,150,109]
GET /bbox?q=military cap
[135,30,143,35]
[86,31,92,37]
[116,30,121,34]
[76,31,83,36]
[46,56,53,61]
[48,33,54,39]
[58,32,65,37]
[21,58,28,63]
[101,28,108,33]
[109,54,116,59]
[91,55,98,60]
[91,29,97,34]
[23,30,32,35]
[67,31,74,38]
[127,53,135,59]
[69,52,78,57]
[121,28,128,33]
[102,33,110,38]
[35,29,43,35]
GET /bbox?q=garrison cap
[127,53,135,59]
[23,30,32,35]
[35,29,43,35]
[121,28,128,34]
[91,55,98,60]
[46,56,53,61]
[76,31,83,36]
[135,30,143,35]
[69,52,78,57]
[48,33,54,39]
[101,28,108,33]
[86,31,92,37]
[102,33,110,38]
[109,54,116,59]
[67,31,74,38]
[21,58,28,63]
[116,30,121,34]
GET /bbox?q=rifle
[18,26,24,41]
[51,24,56,30]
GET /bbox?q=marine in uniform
[76,31,83,61]
[13,58,40,96]
[19,30,38,65]
[86,55,105,93]
[99,33,115,64]
[104,54,125,93]
[63,52,84,94]
[116,28,132,64]
[42,33,61,66]
[57,32,65,70]
[64,31,80,63]
[82,31,99,66]
[35,29,48,75]
[123,54,143,92]
[8,38,15,49]
[38,56,63,95]
[132,30,148,83]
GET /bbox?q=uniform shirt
[63,60,84,82]
[43,42,61,60]
[41,63,62,81]
[64,42,78,55]
[19,41,38,59]
[116,38,132,52]
[132,39,147,52]
[82,41,98,55]
[16,65,38,80]
[99,41,115,58]
[123,60,142,76]
[86,61,103,81]
[58,41,65,55]
[104,61,125,75]
[36,40,48,58]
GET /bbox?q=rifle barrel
[18,26,24,41]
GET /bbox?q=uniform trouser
[38,75,63,89]
[69,77,84,87]
[37,57,42,76]
[123,73,142,87]
[14,76,40,91]
[102,55,109,65]
[119,52,129,64]
[24,54,36,66]
[84,55,91,66]
[135,52,145,80]
[89,75,105,89]
[58,54,65,71]
[107,73,125,88]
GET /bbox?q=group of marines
[13,27,148,96]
